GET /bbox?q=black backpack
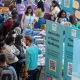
[0,66,14,80]
[16,44,25,61]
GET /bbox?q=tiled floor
[39,66,45,80]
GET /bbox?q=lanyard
[29,14,31,24]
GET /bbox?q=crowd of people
[0,0,80,80]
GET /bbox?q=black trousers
[27,69,39,80]
[9,61,23,80]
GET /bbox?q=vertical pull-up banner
[63,27,74,80]
[64,27,80,80]
[45,20,64,80]
[72,29,80,80]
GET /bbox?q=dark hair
[52,0,60,9]
[8,30,16,36]
[5,36,15,45]
[15,34,23,43]
[57,10,67,18]
[9,4,16,11]
[0,53,6,63]
[0,41,5,50]
[69,15,76,23]
[24,35,32,43]
[37,0,44,12]
[11,9,18,15]
[25,6,33,16]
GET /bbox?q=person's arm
[25,50,30,70]
[25,50,31,77]
[12,45,20,56]
[33,14,38,22]
[21,13,25,29]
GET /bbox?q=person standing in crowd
[0,36,20,80]
[50,0,61,21]
[0,53,17,80]
[9,4,16,15]
[16,0,26,21]
[35,0,45,18]
[56,10,68,24]
[34,0,46,28]
[23,35,41,80]
[21,6,37,30]
[69,15,80,29]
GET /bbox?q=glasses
[62,13,66,15]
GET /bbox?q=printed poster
[72,0,80,21]
[64,0,70,8]
[63,27,73,80]
[61,0,73,13]
[67,62,72,76]
[49,59,56,72]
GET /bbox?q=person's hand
[22,65,29,78]
[24,71,29,78]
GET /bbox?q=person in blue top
[23,35,41,80]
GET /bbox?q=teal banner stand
[63,27,74,80]
[45,20,64,80]
[72,29,80,79]
[63,27,80,80]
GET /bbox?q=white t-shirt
[50,6,60,20]
[21,14,38,29]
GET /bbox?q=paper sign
[52,23,57,31]
[67,62,72,76]
[64,0,70,8]
[71,29,76,37]
[49,59,56,72]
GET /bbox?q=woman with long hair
[21,6,37,30]
[50,0,61,21]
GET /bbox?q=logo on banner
[52,23,57,31]
[67,62,72,76]
[71,29,76,37]
[49,59,56,72]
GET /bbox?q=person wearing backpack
[0,53,17,80]
[14,34,26,78]
[0,37,20,80]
